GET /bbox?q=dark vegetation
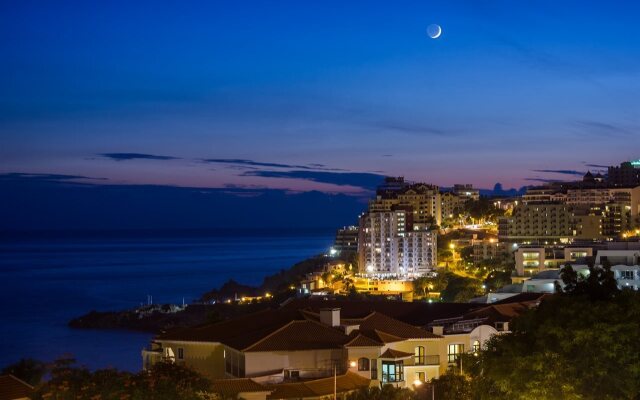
[3,358,211,400]
[463,261,640,400]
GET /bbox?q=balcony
[409,355,440,366]
[141,347,165,370]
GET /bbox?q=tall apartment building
[498,204,574,242]
[441,192,465,219]
[522,188,567,204]
[452,184,480,201]
[370,177,441,227]
[358,210,436,277]
[334,226,359,253]
[440,184,480,220]
[511,180,640,240]
[608,160,640,187]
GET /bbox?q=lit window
[414,346,425,365]
[447,344,464,363]
[381,361,404,383]
[620,270,634,280]
[472,341,480,353]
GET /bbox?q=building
[498,204,574,242]
[513,246,593,278]
[142,299,532,394]
[608,160,640,187]
[472,238,510,264]
[520,263,640,293]
[522,187,566,205]
[334,226,359,254]
[512,179,640,240]
[0,375,34,400]
[440,192,465,220]
[144,307,444,388]
[370,177,441,228]
[452,184,480,201]
[358,210,436,278]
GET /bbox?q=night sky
[1,0,639,197]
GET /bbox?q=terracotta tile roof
[379,348,414,359]
[157,300,443,352]
[357,312,441,339]
[267,372,370,399]
[462,302,530,323]
[244,320,349,352]
[267,382,316,399]
[210,378,271,396]
[282,299,482,326]
[344,333,382,347]
[366,329,404,344]
[0,375,34,400]
[491,292,549,305]
[158,308,307,350]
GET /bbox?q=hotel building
[142,299,534,398]
[358,210,436,277]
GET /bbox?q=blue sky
[1,0,639,194]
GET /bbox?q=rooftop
[158,300,450,352]
[0,375,34,400]
[210,378,271,396]
[266,372,370,400]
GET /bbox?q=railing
[412,355,440,366]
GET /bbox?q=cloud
[583,163,610,169]
[202,159,345,171]
[574,120,634,137]
[532,169,584,176]
[0,172,107,182]
[374,121,458,136]
[99,153,180,161]
[524,178,570,183]
[241,170,385,191]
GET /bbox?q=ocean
[0,230,333,371]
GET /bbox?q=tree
[33,359,212,400]
[346,385,417,400]
[467,291,640,399]
[441,273,481,302]
[558,259,619,300]
[1,358,47,386]
[431,372,472,400]
[413,276,431,298]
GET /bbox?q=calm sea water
[0,230,333,371]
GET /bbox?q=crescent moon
[427,24,442,39]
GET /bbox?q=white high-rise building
[358,210,436,277]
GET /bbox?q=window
[371,359,378,380]
[621,270,634,280]
[358,358,370,371]
[177,348,184,360]
[447,344,464,363]
[415,372,425,383]
[414,346,425,365]
[472,341,480,353]
[381,361,404,383]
